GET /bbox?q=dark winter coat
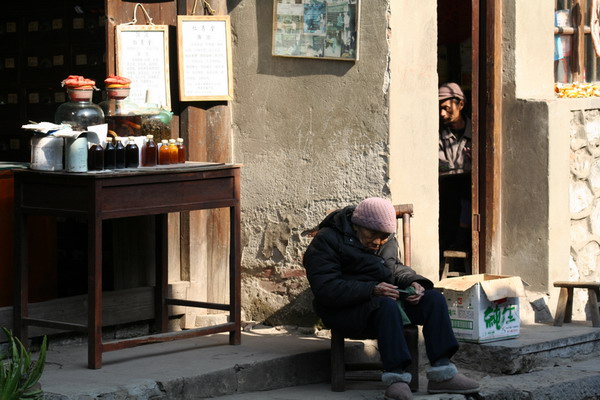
[303,206,433,337]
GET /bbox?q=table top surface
[15,162,241,179]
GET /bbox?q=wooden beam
[571,0,587,82]
[486,0,503,274]
[471,0,481,274]
[177,0,232,324]
[473,0,502,274]
[1,287,155,339]
[483,0,503,273]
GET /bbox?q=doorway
[437,0,502,275]
[437,0,476,278]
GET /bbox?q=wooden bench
[553,281,600,328]
[327,204,419,392]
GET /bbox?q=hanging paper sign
[116,24,171,110]
[177,15,234,101]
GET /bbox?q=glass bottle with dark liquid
[88,143,104,171]
[115,136,126,169]
[104,139,116,170]
[125,136,139,168]
[176,138,186,164]
[142,134,157,166]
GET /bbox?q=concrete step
[41,326,331,400]
[213,356,600,400]
[452,322,600,374]
[38,323,600,399]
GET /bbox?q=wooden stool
[440,250,471,280]
[330,326,419,392]
[553,281,600,327]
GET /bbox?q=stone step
[37,322,600,399]
[452,322,600,374]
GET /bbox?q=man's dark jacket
[303,206,433,336]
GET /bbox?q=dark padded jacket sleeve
[303,228,377,307]
[379,237,434,290]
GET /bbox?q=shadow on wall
[264,288,321,327]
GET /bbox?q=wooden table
[13,163,241,368]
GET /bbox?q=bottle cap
[128,136,135,140]
[146,135,153,139]
[115,136,122,141]
[169,139,176,143]
[177,138,183,143]
[162,140,168,144]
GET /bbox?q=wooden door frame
[471,0,502,274]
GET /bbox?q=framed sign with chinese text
[177,15,234,101]
[272,0,360,61]
[116,24,171,110]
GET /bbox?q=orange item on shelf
[61,75,96,89]
[168,139,178,164]
[104,74,131,88]
[159,140,170,165]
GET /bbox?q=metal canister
[30,136,64,171]
[65,135,88,172]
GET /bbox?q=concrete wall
[502,0,597,321]
[389,0,439,279]
[230,0,600,326]
[229,1,398,325]
[502,0,557,290]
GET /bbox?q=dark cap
[439,82,465,101]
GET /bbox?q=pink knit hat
[351,197,397,234]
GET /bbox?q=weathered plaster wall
[502,0,556,289]
[229,1,394,325]
[502,1,594,321]
[388,0,439,278]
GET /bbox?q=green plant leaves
[0,328,47,400]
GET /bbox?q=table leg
[13,211,28,346]
[553,287,569,326]
[564,287,574,323]
[155,214,168,333]
[88,216,103,369]
[229,205,241,345]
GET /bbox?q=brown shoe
[427,373,480,394]
[384,382,413,400]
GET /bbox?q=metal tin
[65,136,88,172]
[30,136,64,171]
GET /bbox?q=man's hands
[373,282,399,299]
[405,282,425,305]
[373,281,425,304]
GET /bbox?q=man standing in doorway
[438,82,472,253]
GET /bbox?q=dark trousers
[364,289,459,372]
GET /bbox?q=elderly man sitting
[303,197,479,400]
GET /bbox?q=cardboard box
[436,274,526,343]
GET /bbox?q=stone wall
[569,109,600,319]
